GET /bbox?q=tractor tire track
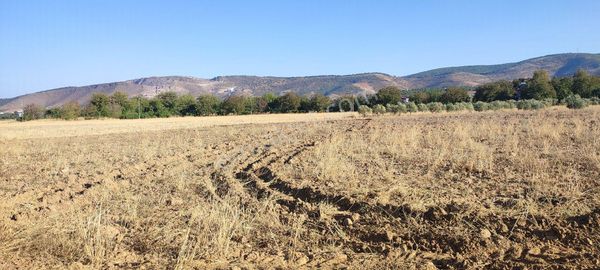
[230,118,411,254]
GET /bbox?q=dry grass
[0,112,356,139]
[0,107,599,269]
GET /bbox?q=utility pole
[138,96,141,119]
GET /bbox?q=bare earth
[0,108,599,269]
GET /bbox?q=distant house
[401,96,410,103]
[15,110,23,118]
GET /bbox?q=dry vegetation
[0,108,599,269]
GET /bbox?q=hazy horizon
[1,0,599,98]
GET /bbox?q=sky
[1,0,599,98]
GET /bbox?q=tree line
[12,69,600,121]
[473,69,600,101]
[19,91,334,121]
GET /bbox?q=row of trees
[474,69,600,102]
[13,69,600,121]
[21,91,334,120]
[358,96,600,116]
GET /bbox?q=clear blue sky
[1,0,599,98]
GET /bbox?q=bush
[541,98,558,107]
[445,103,458,112]
[385,104,400,114]
[417,103,429,112]
[589,97,600,105]
[516,100,532,110]
[372,104,387,115]
[460,102,474,111]
[358,105,372,116]
[397,103,407,113]
[473,101,489,112]
[564,95,588,109]
[516,99,546,110]
[406,102,418,113]
[60,101,81,120]
[427,102,445,113]
[489,100,511,110]
[387,103,407,114]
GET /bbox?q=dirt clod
[342,217,353,226]
[527,247,542,256]
[480,229,492,239]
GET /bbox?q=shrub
[516,100,532,110]
[517,99,546,110]
[473,101,489,112]
[445,103,457,112]
[397,103,407,113]
[60,101,81,120]
[406,102,418,113]
[386,103,407,114]
[358,105,372,116]
[589,97,600,105]
[427,102,445,113]
[541,98,558,107]
[417,103,429,112]
[564,95,588,109]
[372,104,387,115]
[460,102,474,111]
[385,104,400,114]
[489,100,511,110]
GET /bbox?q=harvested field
[1,107,599,269]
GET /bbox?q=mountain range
[1,53,599,112]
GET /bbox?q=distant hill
[405,53,600,88]
[1,53,599,111]
[0,98,12,107]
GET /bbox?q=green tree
[89,93,110,117]
[149,98,170,117]
[221,95,248,115]
[176,94,198,116]
[376,86,403,105]
[156,91,179,115]
[122,96,150,119]
[60,101,81,120]
[22,103,44,121]
[261,93,278,112]
[276,92,302,113]
[521,70,556,100]
[474,80,515,101]
[440,88,471,103]
[572,69,595,98]
[244,96,260,114]
[253,96,270,113]
[111,92,130,109]
[409,92,430,104]
[305,93,331,112]
[427,90,444,103]
[551,77,573,101]
[196,95,221,116]
[332,95,356,112]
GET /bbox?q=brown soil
[1,108,599,269]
